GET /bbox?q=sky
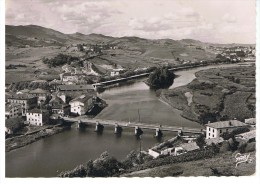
[5,0,256,44]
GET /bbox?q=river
[5,63,243,177]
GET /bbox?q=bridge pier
[178,128,183,136]
[95,122,104,132]
[155,128,163,138]
[135,126,143,137]
[114,124,123,134]
[77,120,85,129]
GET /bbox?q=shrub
[58,165,87,177]
[196,134,206,149]
[92,151,122,177]
[126,148,216,173]
[245,142,255,153]
[228,138,239,151]
[219,141,230,153]
[211,143,220,153]
[147,67,175,89]
[237,141,247,153]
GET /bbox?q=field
[162,65,256,124]
[5,25,219,84]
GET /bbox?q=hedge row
[126,147,216,173]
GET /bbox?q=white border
[1,0,260,183]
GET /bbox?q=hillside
[5,24,218,83]
[161,65,256,124]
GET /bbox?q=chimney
[208,121,211,124]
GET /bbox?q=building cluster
[148,118,256,159]
[148,135,200,159]
[66,43,118,56]
[209,45,256,62]
[5,81,99,135]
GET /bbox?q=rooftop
[235,130,256,140]
[58,84,94,91]
[178,142,199,152]
[205,120,248,129]
[29,88,49,94]
[63,72,75,77]
[244,118,256,125]
[18,89,30,93]
[69,94,93,104]
[205,137,224,145]
[27,108,49,114]
[8,93,36,100]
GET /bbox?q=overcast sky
[5,0,256,43]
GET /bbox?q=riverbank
[122,151,256,177]
[5,124,71,152]
[161,65,255,124]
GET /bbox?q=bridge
[92,73,149,89]
[63,117,205,137]
[91,63,208,89]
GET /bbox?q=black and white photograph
[1,0,259,181]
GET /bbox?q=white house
[69,94,94,115]
[5,103,22,119]
[205,120,249,139]
[26,109,49,126]
[60,73,79,84]
[148,149,160,158]
[244,118,256,127]
[110,69,125,77]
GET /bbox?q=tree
[147,67,175,89]
[196,134,206,149]
[85,160,95,176]
[247,104,255,117]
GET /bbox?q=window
[226,129,228,132]
[213,129,214,133]
[220,130,222,133]
[213,134,214,138]
[209,133,210,136]
[209,127,211,131]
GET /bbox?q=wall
[148,149,160,158]
[26,112,43,126]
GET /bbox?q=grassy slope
[6,25,217,83]
[162,66,256,123]
[122,151,256,177]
